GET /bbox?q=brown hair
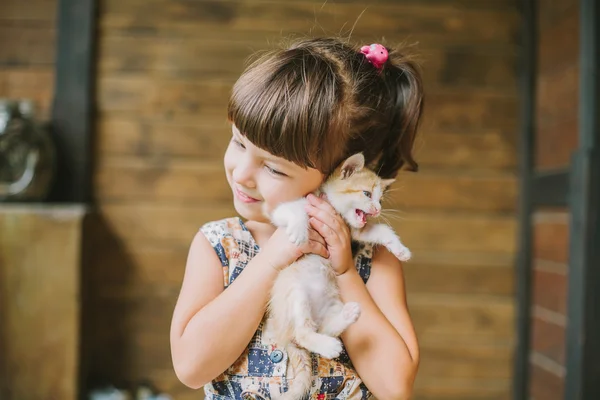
[227,37,424,179]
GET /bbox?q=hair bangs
[228,49,345,174]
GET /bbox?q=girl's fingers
[305,204,341,233]
[300,230,328,258]
[309,216,337,244]
[307,193,338,215]
[308,240,329,258]
[308,228,326,246]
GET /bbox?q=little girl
[170,37,423,400]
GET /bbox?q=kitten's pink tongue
[356,209,367,225]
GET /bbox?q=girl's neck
[243,219,277,249]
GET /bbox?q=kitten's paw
[342,302,361,325]
[286,216,309,245]
[396,246,412,262]
[313,336,343,359]
[387,241,412,262]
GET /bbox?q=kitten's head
[321,153,394,229]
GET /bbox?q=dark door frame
[49,1,97,399]
[513,0,600,399]
[48,0,97,203]
[512,0,537,396]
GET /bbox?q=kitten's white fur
[264,153,411,400]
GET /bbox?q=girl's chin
[234,202,271,223]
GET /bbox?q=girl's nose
[232,160,256,188]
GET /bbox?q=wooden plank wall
[89,1,519,399]
[0,0,57,118]
[529,0,579,398]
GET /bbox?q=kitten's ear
[341,153,365,179]
[381,178,396,190]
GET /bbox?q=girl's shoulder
[200,216,246,246]
[199,217,260,287]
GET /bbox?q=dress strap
[200,217,260,288]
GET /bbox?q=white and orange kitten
[264,153,411,400]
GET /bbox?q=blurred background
[0,0,590,399]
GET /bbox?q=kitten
[264,153,411,400]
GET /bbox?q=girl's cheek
[262,180,286,206]
[223,146,240,175]
[223,147,233,168]
[260,179,276,203]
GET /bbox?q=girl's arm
[170,226,328,389]
[170,232,278,388]
[337,248,419,400]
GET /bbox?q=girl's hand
[260,225,329,271]
[305,193,354,275]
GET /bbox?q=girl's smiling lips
[235,187,260,203]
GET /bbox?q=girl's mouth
[235,187,260,203]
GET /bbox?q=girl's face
[224,125,324,224]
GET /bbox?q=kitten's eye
[363,190,372,198]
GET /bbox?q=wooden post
[564,0,600,398]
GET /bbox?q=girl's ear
[381,178,395,190]
[341,153,365,179]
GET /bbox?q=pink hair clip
[360,44,388,70]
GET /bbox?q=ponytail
[377,48,424,178]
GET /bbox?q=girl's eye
[363,190,372,198]
[265,165,287,177]
[233,139,245,149]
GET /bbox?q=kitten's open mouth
[355,209,368,225]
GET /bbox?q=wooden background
[529,0,579,398]
[0,0,57,118]
[1,0,520,399]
